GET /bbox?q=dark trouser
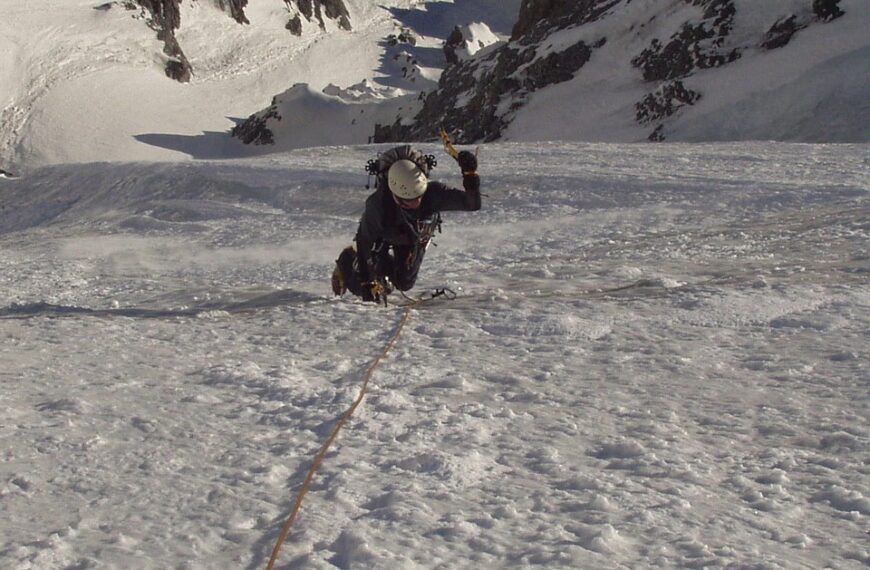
[374,244,426,291]
[338,244,427,297]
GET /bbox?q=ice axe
[439,127,460,160]
[439,127,479,173]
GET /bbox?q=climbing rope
[265,302,418,570]
[266,125,461,564]
[397,287,456,306]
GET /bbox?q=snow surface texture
[1,142,868,568]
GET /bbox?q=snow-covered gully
[1,142,867,568]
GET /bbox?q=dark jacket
[355,174,481,281]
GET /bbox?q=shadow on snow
[134,117,274,160]
[0,289,325,320]
[384,0,523,37]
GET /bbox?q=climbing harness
[397,208,442,274]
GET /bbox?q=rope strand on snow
[266,303,417,570]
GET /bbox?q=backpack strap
[365,145,437,189]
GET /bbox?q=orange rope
[266,305,415,570]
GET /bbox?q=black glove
[462,171,480,193]
[457,150,477,173]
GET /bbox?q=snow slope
[0,0,444,171]
[1,2,868,568]
[474,0,870,144]
[1,141,868,568]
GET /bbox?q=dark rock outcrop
[813,0,844,22]
[511,0,620,41]
[230,99,280,145]
[374,0,616,144]
[136,0,192,82]
[524,40,596,91]
[375,37,601,144]
[137,0,181,31]
[285,14,303,35]
[648,124,665,142]
[760,1,844,51]
[630,0,743,140]
[292,0,352,31]
[761,15,806,50]
[94,2,138,11]
[635,81,701,125]
[217,0,249,25]
[632,0,740,82]
[387,28,417,47]
[443,27,464,65]
[164,56,191,82]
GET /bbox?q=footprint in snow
[589,440,647,460]
[34,398,86,414]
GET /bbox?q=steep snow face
[444,22,502,64]
[96,1,352,82]
[0,0,410,171]
[664,0,870,143]
[229,12,452,150]
[376,0,868,144]
[0,0,866,173]
[229,2,522,152]
[230,82,412,149]
[0,142,868,568]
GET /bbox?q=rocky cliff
[124,0,351,82]
[288,0,351,34]
[374,0,848,143]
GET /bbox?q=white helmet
[387,159,428,200]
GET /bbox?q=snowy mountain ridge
[239,0,869,147]
[117,0,352,81]
[0,0,399,171]
[2,0,866,172]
